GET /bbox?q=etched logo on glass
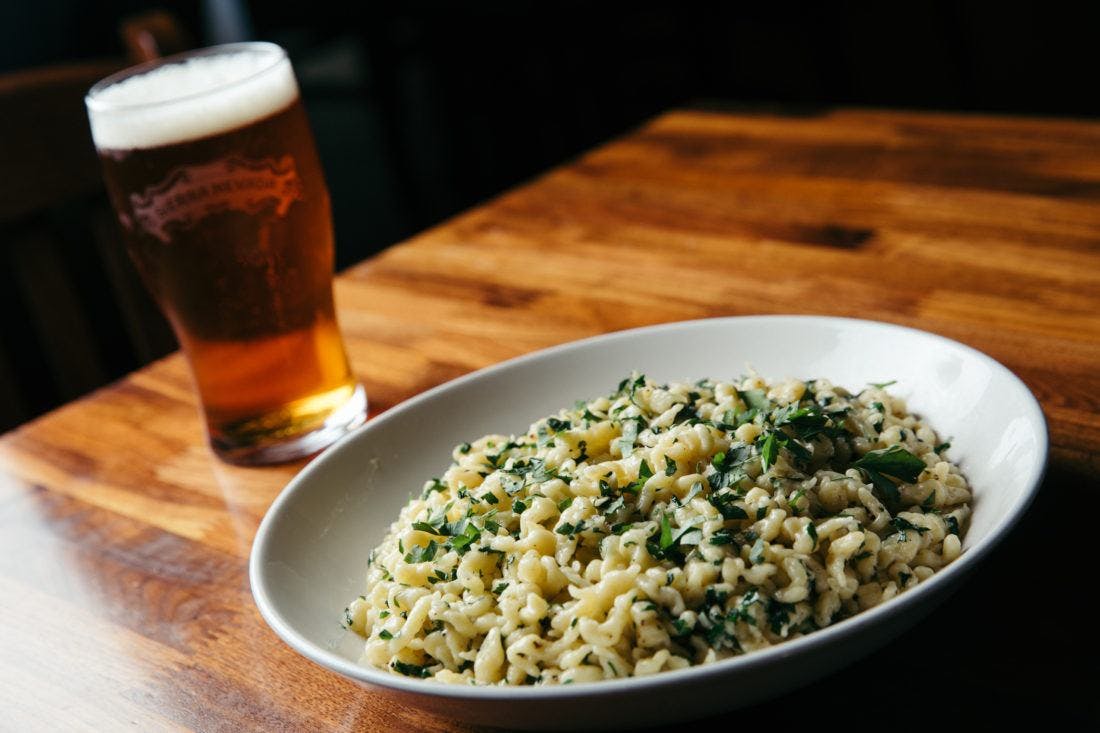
[128,155,303,243]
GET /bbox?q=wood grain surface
[2,108,1098,730]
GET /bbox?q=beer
[86,44,366,463]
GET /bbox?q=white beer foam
[88,50,299,150]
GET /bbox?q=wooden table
[2,108,1098,730]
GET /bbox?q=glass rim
[85,41,289,114]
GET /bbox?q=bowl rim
[249,314,1048,700]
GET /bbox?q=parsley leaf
[664,456,677,477]
[853,445,925,508]
[861,467,901,507]
[854,445,925,482]
[556,521,579,536]
[945,515,961,536]
[624,459,654,494]
[760,432,779,470]
[646,512,701,561]
[709,445,750,490]
[411,521,445,536]
[773,403,829,439]
[420,478,447,499]
[672,617,695,637]
[658,512,674,550]
[921,488,937,509]
[766,598,795,635]
[391,660,432,678]
[738,389,770,411]
[446,522,481,554]
[709,529,735,546]
[404,540,438,564]
[546,417,571,432]
[709,491,748,520]
[891,516,930,536]
[729,589,760,625]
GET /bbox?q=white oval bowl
[250,315,1047,730]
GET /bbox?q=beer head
[86,43,299,151]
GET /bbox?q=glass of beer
[85,43,367,465]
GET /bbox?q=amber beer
[86,43,366,463]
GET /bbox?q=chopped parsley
[728,589,760,624]
[420,478,447,498]
[773,403,830,439]
[921,489,937,509]
[646,512,701,561]
[945,515,961,536]
[853,445,925,508]
[709,529,735,546]
[710,491,749,520]
[556,522,579,536]
[391,660,432,678]
[672,617,695,636]
[624,458,654,494]
[709,446,750,491]
[404,540,438,564]
[766,598,795,634]
[760,432,779,470]
[891,515,930,541]
[546,417,571,432]
[738,389,770,411]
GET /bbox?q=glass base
[210,383,367,465]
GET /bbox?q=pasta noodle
[345,373,970,684]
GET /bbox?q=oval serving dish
[250,316,1047,730]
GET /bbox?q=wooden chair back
[0,62,175,431]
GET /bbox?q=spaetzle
[344,373,970,684]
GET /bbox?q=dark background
[1,0,1098,431]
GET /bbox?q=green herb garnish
[760,432,779,470]
[853,445,925,508]
[392,660,432,678]
[404,540,438,564]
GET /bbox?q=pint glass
[85,43,366,464]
